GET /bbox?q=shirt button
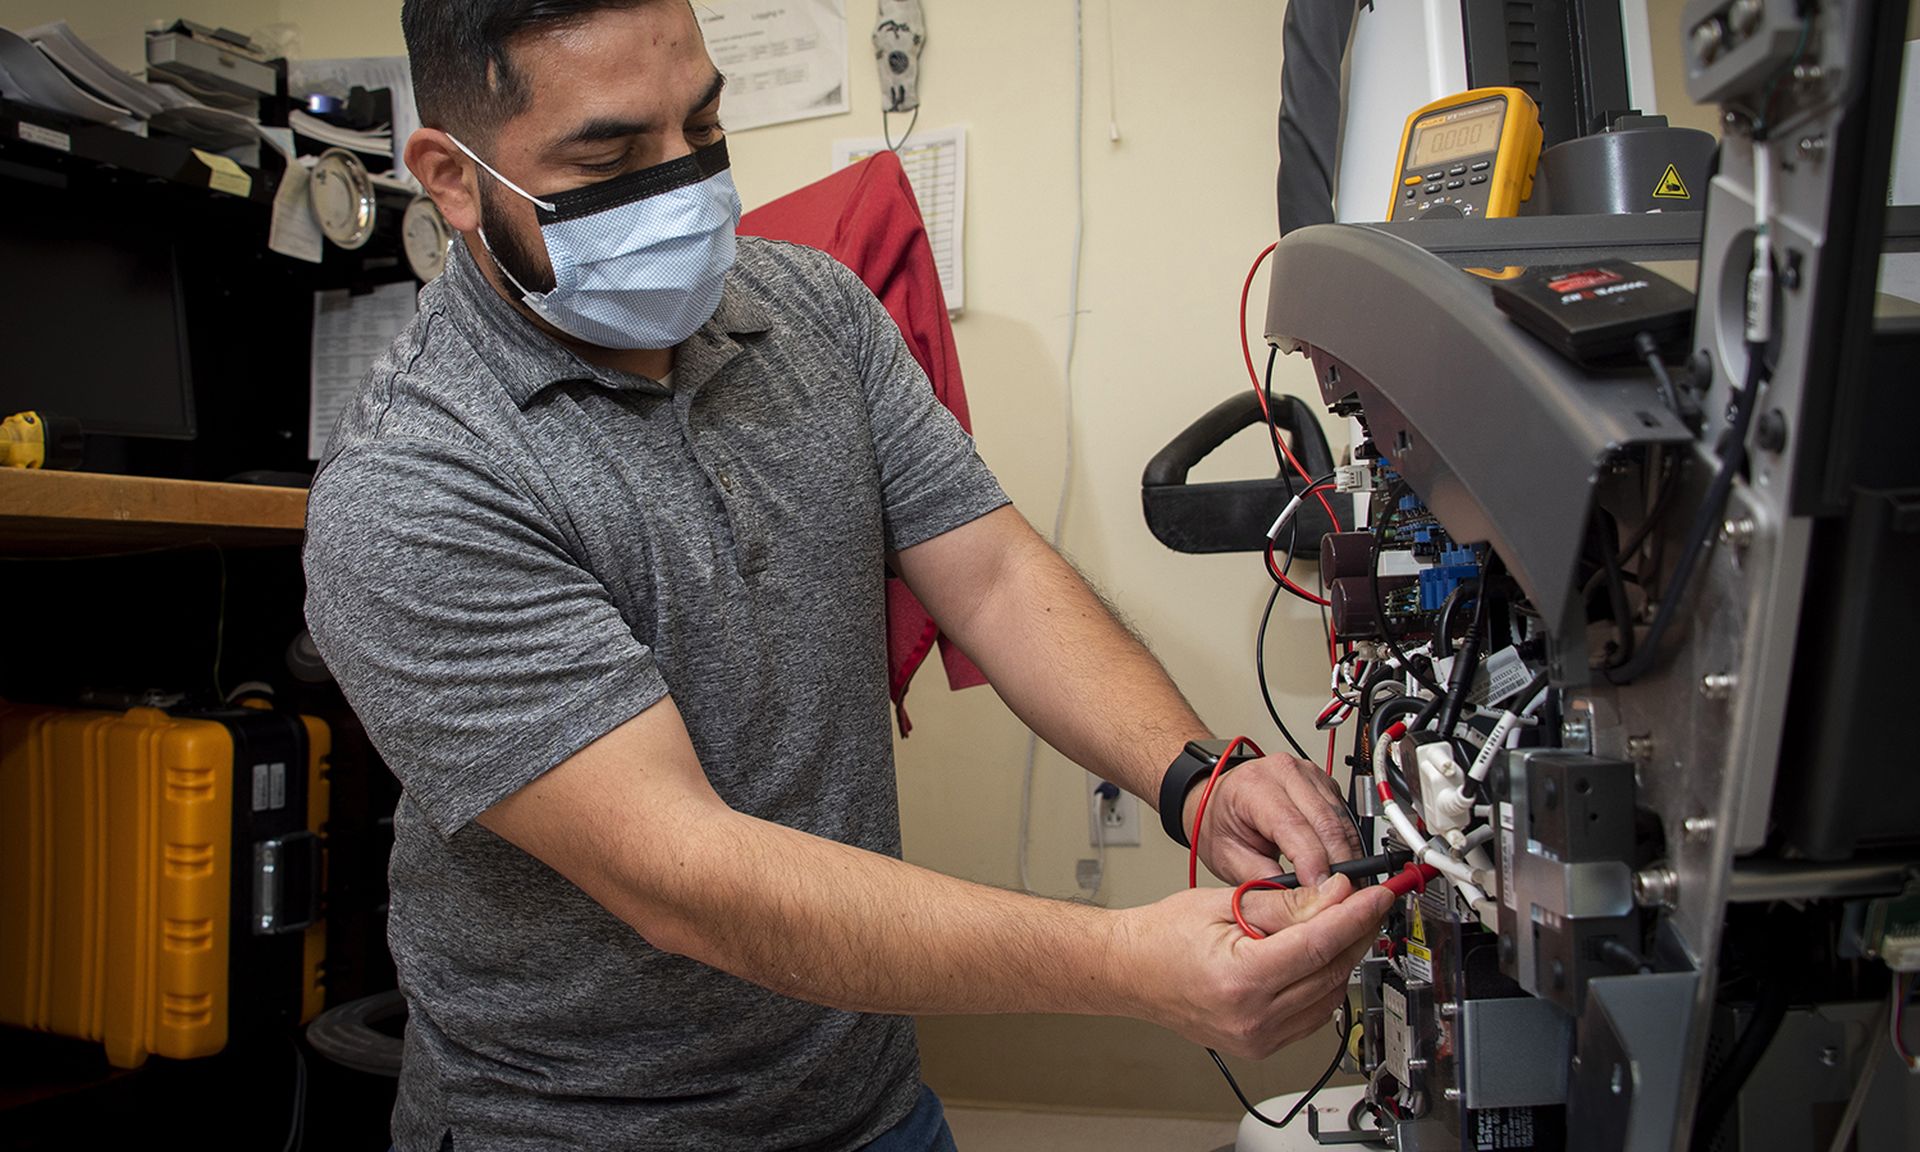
[718,470,734,492]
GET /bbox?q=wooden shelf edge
[0,469,307,552]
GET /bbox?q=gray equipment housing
[1258,1,1920,1148]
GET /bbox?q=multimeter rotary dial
[1407,198,1474,220]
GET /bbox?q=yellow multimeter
[1387,87,1543,222]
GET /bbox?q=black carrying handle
[1141,392,1350,556]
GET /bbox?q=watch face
[309,148,376,250]
[402,195,450,281]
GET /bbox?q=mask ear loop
[445,133,557,212]
[446,133,555,301]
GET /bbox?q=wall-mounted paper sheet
[832,125,966,313]
[309,282,418,459]
[698,1,848,132]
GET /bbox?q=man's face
[474,2,727,296]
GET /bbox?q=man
[302,2,1392,1149]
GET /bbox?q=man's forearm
[600,802,1137,1017]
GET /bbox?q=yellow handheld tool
[1,411,84,470]
[1387,87,1543,222]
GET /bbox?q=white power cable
[1103,0,1121,142]
[1017,0,1089,897]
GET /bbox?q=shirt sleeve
[302,436,670,837]
[826,258,1010,554]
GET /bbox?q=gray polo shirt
[302,237,1008,1152]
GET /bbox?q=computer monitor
[0,178,195,440]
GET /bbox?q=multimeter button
[1405,188,1417,200]
[1448,165,1466,176]
[1424,183,1442,194]
[1424,171,1444,181]
[1446,179,1464,189]
[1469,174,1488,185]
[1404,175,1423,186]
[1471,161,1491,171]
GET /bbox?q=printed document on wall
[697,1,848,132]
[309,282,418,460]
[832,126,966,313]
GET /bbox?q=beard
[478,177,558,295]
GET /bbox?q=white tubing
[1266,490,1308,541]
[1458,824,1496,854]
[1469,710,1520,782]
[1382,798,1425,857]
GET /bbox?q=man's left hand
[1181,753,1361,886]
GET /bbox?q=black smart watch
[1159,739,1262,848]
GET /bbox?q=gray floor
[943,1106,1237,1152]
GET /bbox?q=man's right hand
[1116,875,1392,1060]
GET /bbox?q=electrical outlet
[1086,775,1140,847]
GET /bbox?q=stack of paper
[25,21,164,117]
[0,26,137,130]
[10,21,261,153]
[288,109,391,157]
[150,84,262,151]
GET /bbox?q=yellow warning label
[1411,904,1428,945]
[1653,163,1691,199]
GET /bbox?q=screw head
[1685,815,1717,843]
[1702,672,1739,701]
[1634,866,1679,908]
[1756,409,1789,452]
[1694,20,1727,63]
[1819,1044,1841,1067]
[1720,517,1756,549]
[1443,1087,1461,1103]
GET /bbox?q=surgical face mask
[450,135,742,350]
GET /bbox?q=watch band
[1159,739,1262,848]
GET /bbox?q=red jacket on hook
[739,149,986,735]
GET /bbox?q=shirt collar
[440,239,773,409]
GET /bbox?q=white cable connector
[1334,463,1375,494]
[1746,138,1774,345]
[1373,721,1495,913]
[1415,741,1475,839]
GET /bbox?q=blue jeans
[862,1086,959,1152]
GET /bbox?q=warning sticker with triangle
[1653,163,1691,199]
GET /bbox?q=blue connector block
[1418,547,1480,611]
[1399,495,1420,512]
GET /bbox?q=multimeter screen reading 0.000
[1409,102,1504,168]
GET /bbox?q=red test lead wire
[1188,736,1266,890]
[1240,244,1341,537]
[1383,863,1442,896]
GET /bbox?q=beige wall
[1646,0,1722,136]
[3,2,286,72]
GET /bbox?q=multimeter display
[1389,87,1541,224]
[1409,102,1505,168]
